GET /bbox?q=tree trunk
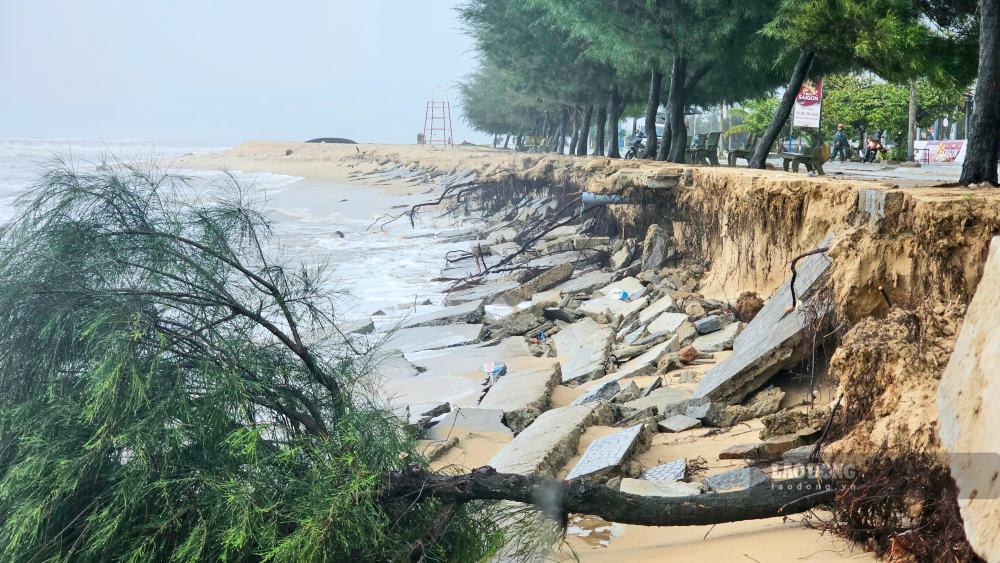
[907,79,917,161]
[493,133,498,149]
[960,0,1000,186]
[666,56,688,162]
[568,108,580,155]
[576,104,593,156]
[385,465,835,527]
[643,69,663,158]
[657,118,672,161]
[503,134,510,150]
[594,105,607,156]
[750,50,815,169]
[557,107,568,154]
[607,87,622,158]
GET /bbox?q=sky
[0,0,487,145]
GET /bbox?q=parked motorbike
[624,135,647,159]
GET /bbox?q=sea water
[0,139,473,331]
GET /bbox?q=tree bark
[750,50,815,169]
[568,108,580,155]
[960,0,1000,186]
[576,104,593,156]
[493,133,498,149]
[594,104,607,156]
[385,465,835,527]
[666,56,688,162]
[503,134,510,150]
[657,118,672,161]
[907,79,917,161]
[557,107,568,154]
[607,87,623,158]
[643,70,663,158]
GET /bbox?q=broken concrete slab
[611,381,641,403]
[444,280,520,306]
[640,224,672,271]
[646,312,688,335]
[857,188,904,223]
[479,363,561,434]
[598,276,645,298]
[425,407,513,440]
[638,295,675,324]
[703,467,770,492]
[694,315,722,334]
[381,323,484,353]
[488,303,547,337]
[692,322,741,353]
[695,238,833,404]
[623,387,692,418]
[402,300,485,328]
[609,339,675,380]
[495,262,574,306]
[489,403,612,476]
[761,433,805,457]
[530,289,562,306]
[639,377,663,398]
[372,350,421,379]
[343,318,375,335]
[719,443,761,460]
[620,478,702,497]
[572,379,621,405]
[658,414,703,433]
[745,386,786,418]
[552,317,613,384]
[555,271,615,296]
[579,295,649,323]
[565,424,645,480]
[640,458,686,481]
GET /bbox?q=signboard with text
[792,78,823,128]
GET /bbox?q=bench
[691,132,721,166]
[727,134,757,166]
[685,135,706,163]
[781,147,825,175]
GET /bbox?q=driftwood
[385,465,835,527]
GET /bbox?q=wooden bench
[685,135,706,163]
[781,147,825,175]
[727,134,757,166]
[691,132,721,166]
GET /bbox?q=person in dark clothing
[829,123,849,162]
[863,136,885,163]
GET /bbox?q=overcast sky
[0,1,486,145]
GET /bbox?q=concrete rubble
[565,424,646,480]
[640,458,686,481]
[489,403,613,476]
[401,299,485,328]
[552,317,613,384]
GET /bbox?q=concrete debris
[444,280,520,306]
[640,458,686,481]
[425,407,512,440]
[552,317,614,384]
[639,295,676,324]
[745,386,786,419]
[692,322,741,353]
[693,314,721,334]
[489,403,613,477]
[719,443,761,460]
[572,378,621,405]
[382,323,484,353]
[703,466,770,492]
[760,409,828,440]
[343,319,375,335]
[610,381,641,404]
[565,424,645,480]
[640,224,673,271]
[479,363,561,434]
[639,376,663,398]
[694,237,834,404]
[495,262,574,305]
[647,312,688,335]
[761,433,805,457]
[622,387,692,419]
[610,243,634,270]
[579,294,649,325]
[620,478,702,497]
[557,271,615,296]
[530,289,562,306]
[610,339,676,380]
[658,414,703,433]
[782,445,817,464]
[402,299,485,328]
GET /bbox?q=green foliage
[0,161,508,561]
[821,73,967,141]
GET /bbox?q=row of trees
[458,0,999,185]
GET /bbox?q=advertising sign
[792,78,823,128]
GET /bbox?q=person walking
[829,123,849,162]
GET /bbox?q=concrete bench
[780,147,825,175]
